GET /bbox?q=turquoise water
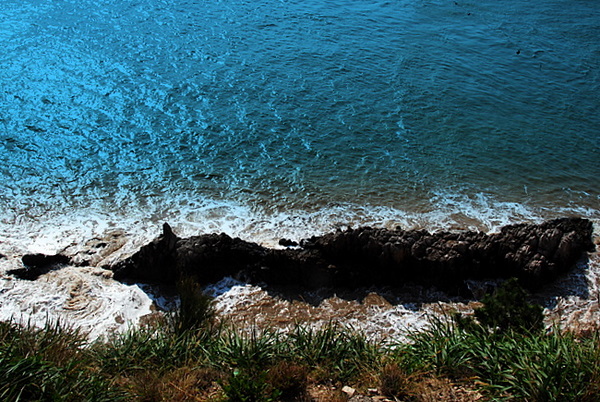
[1,0,599,247]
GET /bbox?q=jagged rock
[112,223,179,282]
[110,218,595,293]
[339,219,591,290]
[22,253,70,268]
[62,229,129,267]
[175,232,266,283]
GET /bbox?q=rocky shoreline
[2,217,598,341]
[12,218,594,297]
[112,217,594,294]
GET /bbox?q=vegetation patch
[1,278,599,401]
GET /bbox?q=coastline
[3,190,599,254]
[0,215,598,342]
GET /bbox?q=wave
[2,190,597,259]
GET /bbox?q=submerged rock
[110,218,595,293]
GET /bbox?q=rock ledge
[111,218,595,293]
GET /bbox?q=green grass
[0,320,125,401]
[2,278,599,401]
[399,316,600,401]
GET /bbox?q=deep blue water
[1,0,599,246]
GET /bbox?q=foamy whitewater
[1,0,599,339]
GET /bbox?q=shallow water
[1,0,598,251]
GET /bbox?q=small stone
[278,238,298,247]
[342,386,356,397]
[368,387,378,394]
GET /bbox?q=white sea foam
[0,192,598,340]
[3,189,597,256]
[0,262,154,340]
[203,277,430,342]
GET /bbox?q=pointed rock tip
[162,222,174,236]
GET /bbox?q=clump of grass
[0,321,124,401]
[400,315,475,379]
[402,312,600,400]
[115,366,221,401]
[378,362,412,399]
[171,276,216,336]
[265,360,309,400]
[164,366,222,401]
[215,328,283,370]
[288,323,379,383]
[220,368,282,402]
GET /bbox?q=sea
[0,0,598,337]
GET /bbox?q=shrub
[379,362,411,399]
[0,321,124,401]
[288,323,379,382]
[215,329,282,370]
[220,369,281,402]
[404,316,600,400]
[403,315,475,379]
[265,360,309,399]
[171,276,216,336]
[118,366,220,401]
[474,277,544,334]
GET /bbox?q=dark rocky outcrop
[278,238,299,247]
[8,253,71,280]
[298,218,595,291]
[21,253,71,268]
[112,223,179,283]
[111,218,595,293]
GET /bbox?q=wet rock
[278,238,298,247]
[22,253,70,268]
[8,253,71,280]
[110,218,595,293]
[175,232,266,283]
[63,229,129,267]
[7,268,43,281]
[112,223,179,283]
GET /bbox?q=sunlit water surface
[1,0,598,249]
